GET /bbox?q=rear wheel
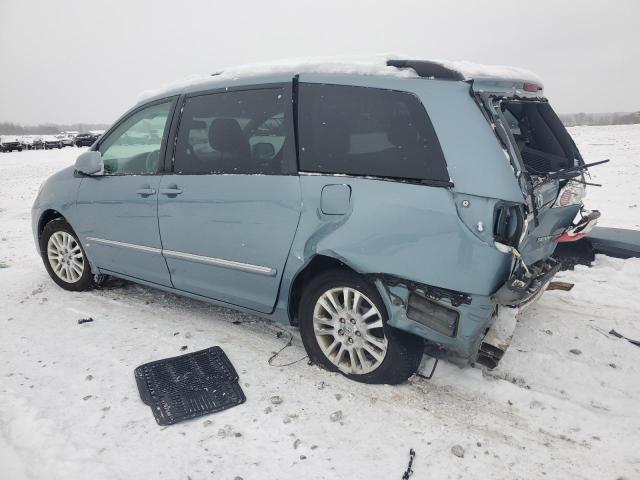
[40,219,95,291]
[298,270,423,384]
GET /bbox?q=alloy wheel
[47,231,84,283]
[313,287,388,374]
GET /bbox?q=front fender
[31,166,83,254]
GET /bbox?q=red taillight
[558,189,573,207]
[557,232,587,243]
[553,181,586,208]
[523,83,542,92]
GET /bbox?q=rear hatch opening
[499,99,604,239]
[501,100,581,177]
[473,89,605,284]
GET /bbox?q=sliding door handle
[136,187,156,197]
[160,185,183,196]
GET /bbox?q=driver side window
[99,100,174,175]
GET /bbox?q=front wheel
[40,219,95,291]
[298,270,423,384]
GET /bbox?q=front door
[75,99,176,286]
[157,86,301,313]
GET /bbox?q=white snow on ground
[0,125,639,480]
[568,125,640,229]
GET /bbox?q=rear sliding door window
[297,83,449,183]
[173,88,292,175]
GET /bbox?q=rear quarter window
[297,83,449,183]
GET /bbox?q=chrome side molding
[85,236,276,276]
[86,237,161,254]
[163,250,276,276]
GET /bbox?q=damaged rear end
[472,78,600,367]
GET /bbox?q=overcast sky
[1,0,638,125]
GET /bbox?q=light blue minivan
[32,59,599,384]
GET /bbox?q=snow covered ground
[0,125,639,480]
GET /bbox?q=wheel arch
[287,253,362,325]
[37,209,66,243]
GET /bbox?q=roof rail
[386,60,465,81]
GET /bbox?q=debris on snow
[329,410,343,422]
[451,445,465,458]
[609,329,640,347]
[547,281,575,291]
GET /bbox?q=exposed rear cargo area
[502,100,582,175]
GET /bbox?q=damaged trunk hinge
[368,274,472,307]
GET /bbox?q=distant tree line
[558,111,640,127]
[0,122,110,135]
[1,111,639,134]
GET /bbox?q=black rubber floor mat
[151,381,246,426]
[135,346,245,425]
[135,346,239,406]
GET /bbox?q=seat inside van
[503,101,580,175]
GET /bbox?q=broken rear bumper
[372,257,561,363]
[557,209,601,243]
[372,274,496,360]
[492,258,560,307]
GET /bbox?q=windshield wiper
[546,159,610,180]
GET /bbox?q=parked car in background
[31,137,44,150]
[43,135,63,149]
[1,136,23,152]
[74,133,99,147]
[61,131,79,147]
[19,136,33,150]
[31,58,601,384]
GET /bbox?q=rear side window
[173,88,292,175]
[297,83,449,183]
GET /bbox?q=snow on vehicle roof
[138,54,542,103]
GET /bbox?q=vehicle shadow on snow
[90,275,303,348]
[89,276,476,384]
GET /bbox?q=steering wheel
[144,150,160,172]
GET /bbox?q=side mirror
[75,150,104,176]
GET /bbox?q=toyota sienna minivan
[32,58,600,384]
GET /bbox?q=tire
[298,269,423,384]
[40,218,95,291]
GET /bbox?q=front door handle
[160,185,183,197]
[136,187,156,197]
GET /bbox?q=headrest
[208,118,246,153]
